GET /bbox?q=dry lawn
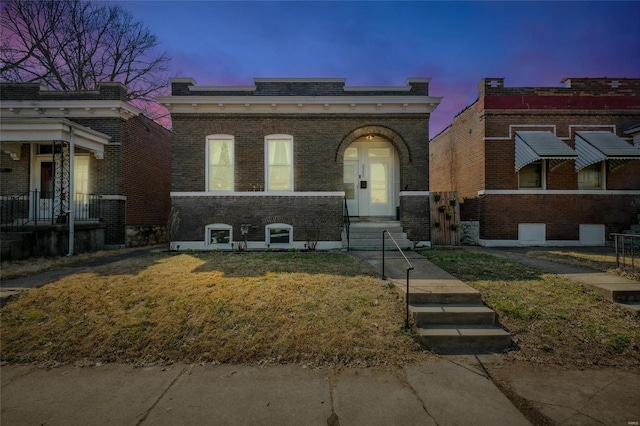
[1,252,426,368]
[421,249,640,369]
[525,247,640,281]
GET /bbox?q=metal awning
[514,131,577,172]
[575,131,640,171]
[0,118,111,160]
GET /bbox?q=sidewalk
[2,247,639,425]
[1,360,531,426]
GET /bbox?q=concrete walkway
[464,246,640,316]
[1,360,531,426]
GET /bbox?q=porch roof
[575,131,640,171]
[514,131,577,172]
[0,118,111,160]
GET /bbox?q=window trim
[205,223,233,248]
[206,134,234,192]
[265,134,293,192]
[265,223,293,248]
[518,160,546,190]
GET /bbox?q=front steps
[408,291,511,354]
[350,251,512,354]
[346,220,412,251]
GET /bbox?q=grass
[524,248,640,281]
[420,249,640,368]
[1,246,158,281]
[1,252,427,368]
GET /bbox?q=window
[266,223,293,247]
[518,161,543,189]
[265,135,293,191]
[578,163,603,189]
[206,135,234,191]
[205,224,233,247]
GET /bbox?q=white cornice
[1,100,140,120]
[158,95,442,114]
[0,117,111,159]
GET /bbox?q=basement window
[266,223,293,248]
[205,223,233,248]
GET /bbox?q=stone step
[349,229,405,237]
[407,291,483,305]
[414,325,511,354]
[348,242,413,251]
[410,303,496,326]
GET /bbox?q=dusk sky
[119,1,640,136]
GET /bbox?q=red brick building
[160,77,441,250]
[430,78,640,246]
[0,83,171,258]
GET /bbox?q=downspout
[67,128,75,257]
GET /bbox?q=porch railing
[0,190,101,232]
[382,229,414,329]
[611,233,640,270]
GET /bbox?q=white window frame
[205,223,233,248]
[265,223,293,248]
[206,135,234,191]
[578,162,605,190]
[518,160,546,189]
[265,134,293,192]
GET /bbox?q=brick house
[160,77,441,250]
[0,82,171,258]
[430,78,640,246]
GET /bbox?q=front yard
[2,248,639,369]
[421,249,640,369]
[0,252,425,368]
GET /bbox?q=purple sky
[119,1,640,136]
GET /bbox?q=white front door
[344,140,397,217]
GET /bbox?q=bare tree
[1,0,171,120]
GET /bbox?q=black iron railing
[343,198,351,250]
[611,233,640,270]
[382,229,414,329]
[0,190,100,232]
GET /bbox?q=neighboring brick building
[430,78,640,246]
[0,82,171,258]
[160,77,441,250]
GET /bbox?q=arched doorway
[343,135,400,217]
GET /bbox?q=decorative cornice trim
[1,100,140,120]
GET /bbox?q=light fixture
[365,135,374,141]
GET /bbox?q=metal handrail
[611,233,639,270]
[382,229,414,329]
[343,198,350,250]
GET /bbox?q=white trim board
[170,241,343,251]
[171,191,346,197]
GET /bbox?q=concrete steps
[409,299,510,354]
[351,251,512,354]
[346,221,412,251]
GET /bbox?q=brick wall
[429,101,485,220]
[171,113,430,193]
[0,145,30,196]
[122,115,172,226]
[171,195,343,243]
[100,199,126,246]
[400,195,430,241]
[479,194,640,240]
